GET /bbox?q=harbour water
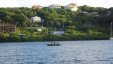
[0,40,113,64]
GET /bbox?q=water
[0,40,113,64]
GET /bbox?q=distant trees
[0,5,112,41]
[0,6,110,30]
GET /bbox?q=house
[26,27,44,32]
[90,12,99,16]
[37,28,42,32]
[30,16,42,23]
[52,31,64,35]
[4,24,16,33]
[0,22,16,33]
[81,11,89,14]
[32,5,43,10]
[65,3,78,11]
[80,11,99,16]
[49,4,62,8]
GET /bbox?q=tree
[13,14,27,27]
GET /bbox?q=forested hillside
[0,5,113,42]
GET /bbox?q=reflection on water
[0,40,113,64]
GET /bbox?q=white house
[65,3,78,11]
[31,16,41,23]
[37,28,42,32]
[52,31,64,35]
[49,4,62,8]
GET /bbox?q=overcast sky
[0,0,113,8]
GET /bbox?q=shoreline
[0,39,109,43]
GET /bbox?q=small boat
[47,42,61,46]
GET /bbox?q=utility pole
[110,22,112,38]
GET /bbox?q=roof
[68,3,77,6]
[49,4,62,8]
[0,22,17,26]
[51,4,62,6]
[32,5,43,9]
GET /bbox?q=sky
[0,0,113,8]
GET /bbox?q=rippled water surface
[0,40,113,64]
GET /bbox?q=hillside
[0,5,113,42]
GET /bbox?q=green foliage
[0,6,112,42]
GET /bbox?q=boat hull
[47,44,61,46]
